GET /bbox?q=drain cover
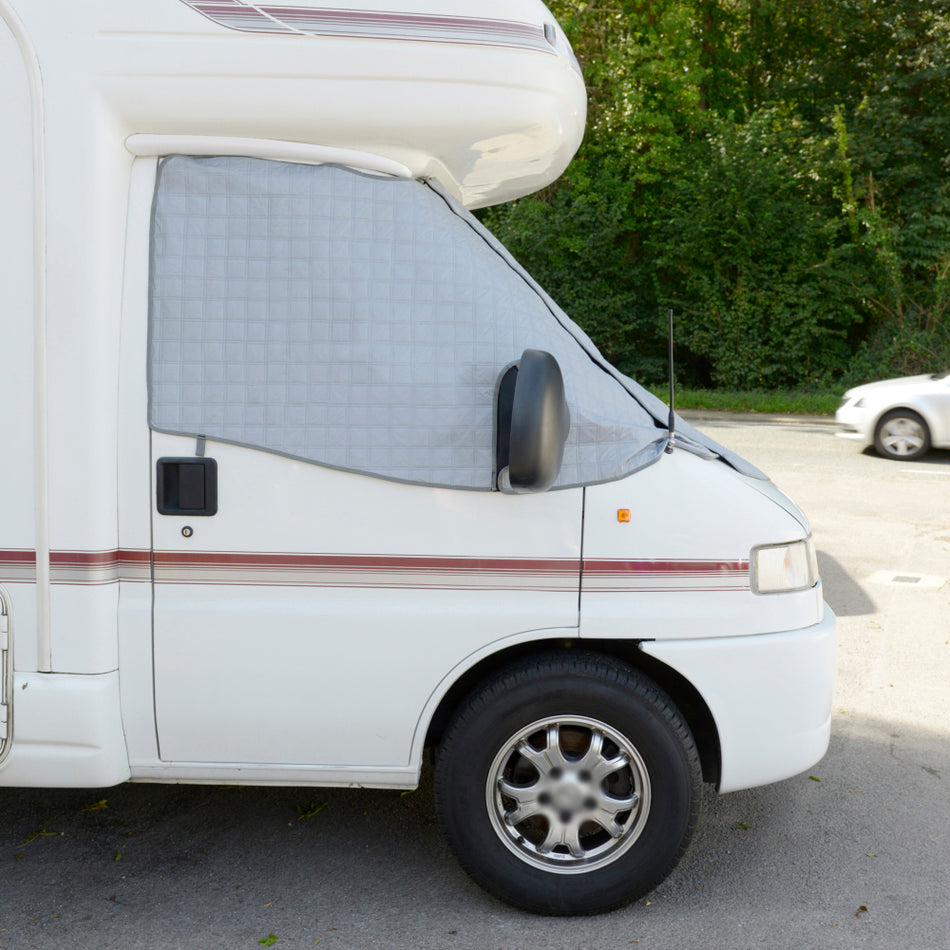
[867,571,947,589]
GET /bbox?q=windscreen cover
[149,155,763,489]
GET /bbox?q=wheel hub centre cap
[549,776,586,812]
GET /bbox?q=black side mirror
[496,349,570,492]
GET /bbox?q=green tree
[484,0,950,387]
[654,109,866,387]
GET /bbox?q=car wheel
[433,651,702,915]
[874,409,931,460]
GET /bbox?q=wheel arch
[423,638,721,787]
[873,402,935,437]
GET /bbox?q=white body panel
[0,0,835,800]
[580,452,822,642]
[0,16,38,680]
[579,453,833,793]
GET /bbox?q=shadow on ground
[818,550,876,616]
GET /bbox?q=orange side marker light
[617,509,631,523]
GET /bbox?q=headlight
[751,538,819,594]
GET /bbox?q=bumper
[0,672,130,787]
[639,605,837,793]
[834,408,872,445]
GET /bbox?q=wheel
[874,409,931,460]
[433,651,702,915]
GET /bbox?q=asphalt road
[2,420,949,950]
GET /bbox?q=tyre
[433,651,702,915]
[874,409,931,460]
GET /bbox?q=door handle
[156,457,218,516]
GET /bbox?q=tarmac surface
[2,415,948,949]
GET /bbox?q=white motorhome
[1,0,835,915]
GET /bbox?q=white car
[836,370,950,460]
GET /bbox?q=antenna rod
[665,308,675,453]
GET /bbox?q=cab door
[150,433,582,767]
[144,153,584,770]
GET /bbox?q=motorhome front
[0,0,836,915]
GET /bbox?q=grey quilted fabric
[149,155,762,489]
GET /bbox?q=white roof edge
[125,134,414,179]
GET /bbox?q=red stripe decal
[151,551,577,573]
[1,549,750,591]
[583,558,749,575]
[49,549,151,567]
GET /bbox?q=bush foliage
[481,0,950,389]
